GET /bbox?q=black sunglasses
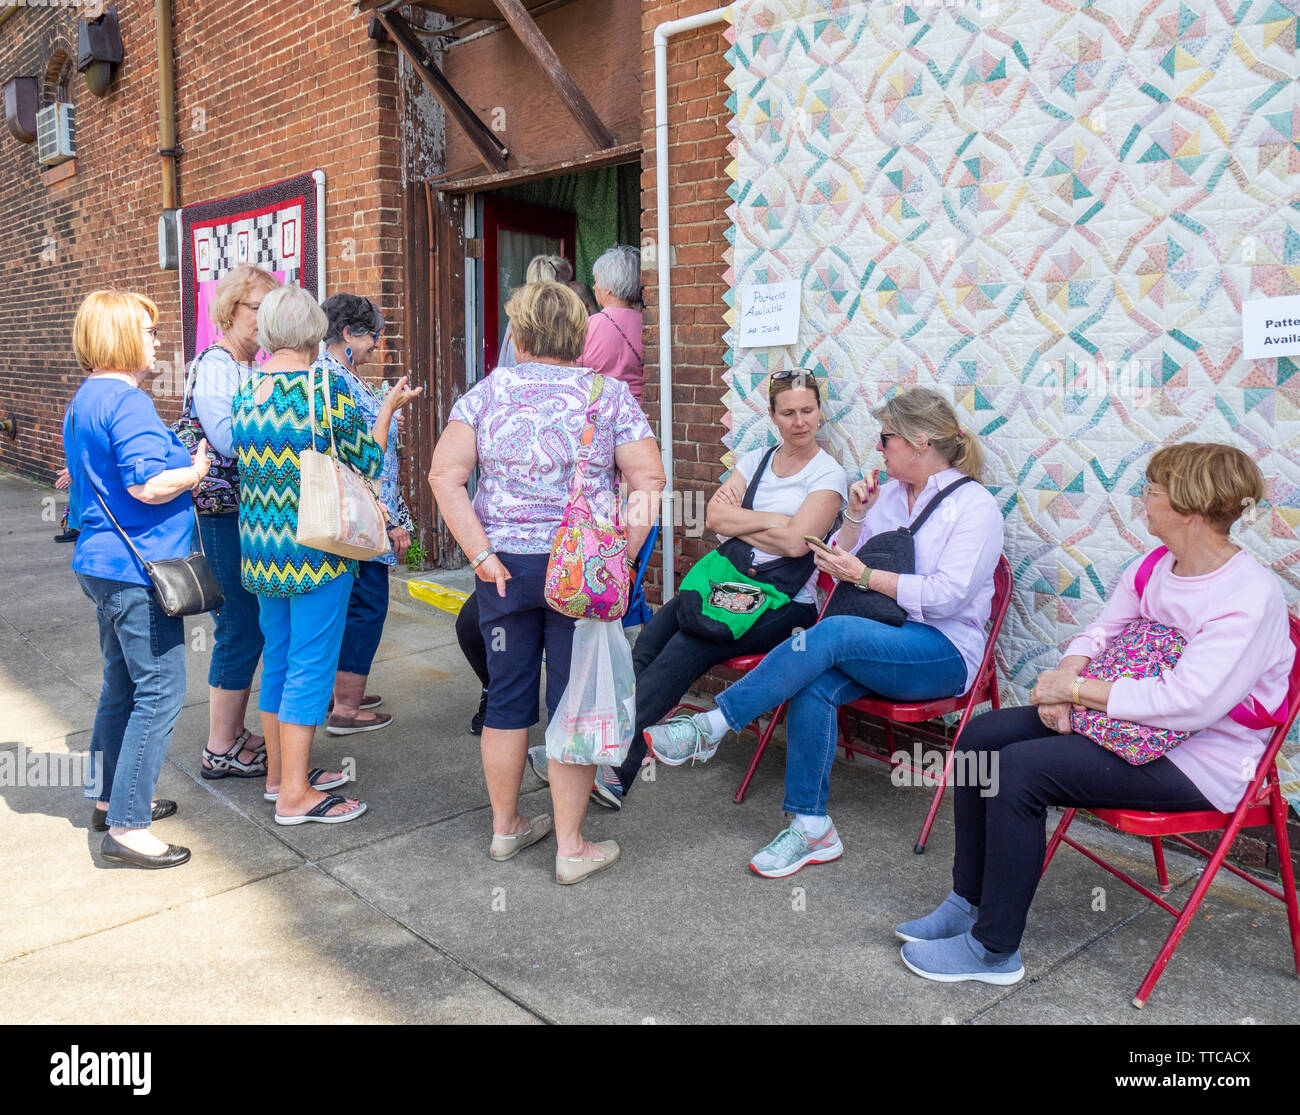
[879,431,901,449]
[771,368,819,383]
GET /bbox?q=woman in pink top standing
[580,245,644,402]
[897,443,1294,986]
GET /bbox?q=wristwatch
[856,566,874,591]
[469,548,493,570]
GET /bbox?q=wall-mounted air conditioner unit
[36,103,75,166]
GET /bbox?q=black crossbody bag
[822,475,976,625]
[71,400,225,618]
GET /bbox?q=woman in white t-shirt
[646,388,1003,879]
[559,371,846,809]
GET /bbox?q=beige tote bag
[295,366,391,561]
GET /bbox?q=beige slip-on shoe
[555,839,621,885]
[489,814,554,861]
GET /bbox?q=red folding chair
[1040,614,1300,1008]
[733,556,1014,858]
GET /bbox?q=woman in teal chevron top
[231,285,422,826]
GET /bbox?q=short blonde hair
[1147,443,1264,532]
[257,284,328,355]
[526,254,572,284]
[504,281,588,362]
[209,264,280,332]
[872,387,985,481]
[72,290,158,374]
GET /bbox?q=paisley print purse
[544,375,629,621]
[1070,619,1193,764]
[1070,546,1287,764]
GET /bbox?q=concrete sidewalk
[1,470,1296,1024]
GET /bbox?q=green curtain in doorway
[494,163,640,290]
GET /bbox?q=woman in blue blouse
[64,291,213,870]
[317,294,414,736]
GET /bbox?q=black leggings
[953,706,1213,953]
[456,592,490,690]
[615,594,818,793]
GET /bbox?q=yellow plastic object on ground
[407,578,471,616]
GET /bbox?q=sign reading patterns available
[737,280,801,348]
[1242,296,1300,359]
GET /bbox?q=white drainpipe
[653,4,731,600]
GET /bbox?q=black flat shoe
[100,833,191,869]
[90,800,178,832]
[469,689,489,736]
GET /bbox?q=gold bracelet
[1071,677,1083,705]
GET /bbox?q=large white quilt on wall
[720,0,1300,698]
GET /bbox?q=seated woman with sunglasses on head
[529,369,846,810]
[645,387,1003,878]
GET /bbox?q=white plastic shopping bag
[545,618,636,766]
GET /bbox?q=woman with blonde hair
[897,442,1292,986]
[189,264,283,782]
[646,387,1003,879]
[430,280,664,884]
[498,254,574,369]
[65,290,213,868]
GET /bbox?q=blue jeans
[197,512,263,690]
[337,560,390,675]
[76,573,187,830]
[714,616,967,816]
[257,573,354,726]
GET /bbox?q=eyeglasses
[879,431,900,450]
[771,368,818,383]
[1138,479,1167,498]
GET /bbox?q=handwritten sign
[1243,295,1300,359]
[737,280,801,348]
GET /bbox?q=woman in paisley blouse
[316,294,415,736]
[429,281,664,884]
[231,285,421,825]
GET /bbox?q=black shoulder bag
[821,475,976,626]
[71,399,225,618]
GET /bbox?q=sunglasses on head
[771,368,818,383]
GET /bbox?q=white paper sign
[737,280,801,348]
[1243,295,1300,359]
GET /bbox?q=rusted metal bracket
[489,0,615,150]
[375,9,508,174]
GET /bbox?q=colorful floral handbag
[1070,619,1193,764]
[170,345,241,515]
[1071,545,1288,764]
[544,375,629,622]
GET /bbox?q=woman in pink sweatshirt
[896,442,1294,986]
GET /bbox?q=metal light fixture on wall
[77,8,123,98]
[3,77,38,143]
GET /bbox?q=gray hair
[257,284,328,355]
[592,245,642,304]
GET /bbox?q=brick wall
[0,2,403,482]
[639,0,735,598]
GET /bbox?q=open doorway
[475,162,640,378]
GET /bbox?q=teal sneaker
[643,714,720,767]
[748,820,843,879]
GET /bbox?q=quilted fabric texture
[720,0,1300,699]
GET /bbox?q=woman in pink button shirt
[897,442,1293,987]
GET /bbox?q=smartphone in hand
[803,535,835,554]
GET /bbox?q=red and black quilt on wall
[178,171,323,364]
